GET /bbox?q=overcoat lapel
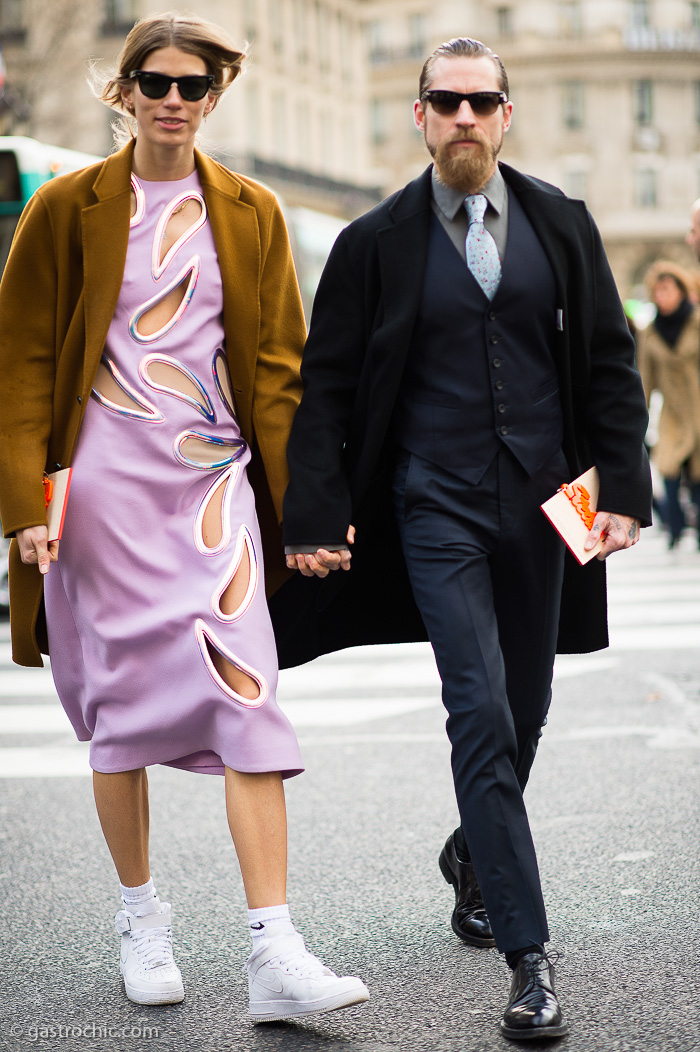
[81,144,133,397]
[372,167,432,404]
[377,167,432,336]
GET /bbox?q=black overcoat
[272,163,652,668]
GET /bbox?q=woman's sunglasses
[421,90,508,117]
[130,70,214,102]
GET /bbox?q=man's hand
[584,511,640,561]
[16,525,59,575]
[286,525,355,578]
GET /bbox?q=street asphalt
[0,525,698,1052]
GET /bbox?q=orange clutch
[540,467,605,565]
[43,468,72,543]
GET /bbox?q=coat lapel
[81,143,133,395]
[377,167,432,334]
[373,166,432,399]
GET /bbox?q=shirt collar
[431,163,507,221]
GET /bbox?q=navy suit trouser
[391,444,568,953]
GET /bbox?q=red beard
[429,130,500,194]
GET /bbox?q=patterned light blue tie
[464,194,501,300]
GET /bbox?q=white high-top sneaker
[115,902,185,1005]
[246,922,369,1022]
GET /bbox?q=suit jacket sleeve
[283,229,368,548]
[0,191,58,536]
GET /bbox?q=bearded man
[277,38,651,1041]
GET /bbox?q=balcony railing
[624,27,700,51]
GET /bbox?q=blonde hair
[91,11,245,145]
[644,259,691,299]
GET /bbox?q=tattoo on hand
[609,514,622,532]
[628,522,638,540]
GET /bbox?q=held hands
[16,525,59,575]
[584,510,640,561]
[285,525,355,578]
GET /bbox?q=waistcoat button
[499,425,509,435]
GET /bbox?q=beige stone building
[364,0,700,295]
[1,0,700,293]
[0,0,379,216]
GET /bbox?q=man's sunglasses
[421,90,508,117]
[130,70,214,102]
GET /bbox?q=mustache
[446,131,488,145]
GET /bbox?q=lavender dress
[44,171,303,778]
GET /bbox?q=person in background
[637,261,700,550]
[0,11,368,1023]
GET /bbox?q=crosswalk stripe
[0,524,697,776]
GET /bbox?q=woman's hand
[286,525,355,578]
[16,526,59,575]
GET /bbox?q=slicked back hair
[419,37,509,100]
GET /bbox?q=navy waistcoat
[393,188,564,483]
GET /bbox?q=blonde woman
[0,12,368,1020]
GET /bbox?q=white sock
[120,876,162,917]
[247,903,294,943]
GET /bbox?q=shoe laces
[267,936,334,980]
[128,923,175,971]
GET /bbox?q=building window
[340,16,353,84]
[273,90,287,158]
[0,0,24,35]
[408,13,427,57]
[244,0,257,41]
[635,169,657,207]
[270,0,283,56]
[317,2,330,73]
[563,82,585,129]
[695,81,700,126]
[369,20,387,64]
[247,82,260,150]
[370,98,387,145]
[293,0,307,63]
[560,1,582,37]
[101,0,134,35]
[630,1,650,29]
[496,7,513,37]
[691,2,700,30]
[633,79,653,125]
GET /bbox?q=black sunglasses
[130,70,214,102]
[421,90,508,117]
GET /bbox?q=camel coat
[637,307,700,480]
[0,141,306,666]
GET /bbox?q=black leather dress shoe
[501,952,568,1041]
[438,834,496,947]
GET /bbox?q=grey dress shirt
[431,164,509,262]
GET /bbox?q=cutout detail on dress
[129,257,200,344]
[174,431,247,471]
[153,192,207,279]
[195,619,268,707]
[140,353,216,422]
[212,526,258,622]
[92,356,164,422]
